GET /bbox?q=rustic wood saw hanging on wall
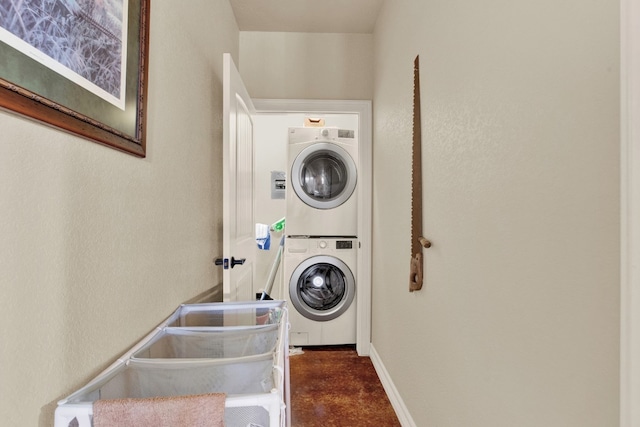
[409,55,431,292]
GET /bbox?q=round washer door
[289,255,356,322]
[291,142,357,210]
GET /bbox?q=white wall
[372,1,620,426]
[0,2,238,425]
[239,31,374,100]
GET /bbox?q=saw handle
[409,253,423,291]
[409,253,423,292]
[418,236,431,248]
[410,237,431,292]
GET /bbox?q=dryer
[284,237,357,346]
[287,127,358,237]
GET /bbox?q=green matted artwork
[0,0,150,157]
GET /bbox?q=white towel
[255,223,271,250]
[93,393,226,427]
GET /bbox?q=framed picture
[0,0,150,157]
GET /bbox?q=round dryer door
[289,255,356,322]
[291,142,357,210]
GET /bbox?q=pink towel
[93,393,226,427]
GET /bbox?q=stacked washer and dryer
[284,127,359,347]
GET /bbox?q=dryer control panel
[336,240,353,249]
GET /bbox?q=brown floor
[289,345,401,427]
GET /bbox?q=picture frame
[0,0,150,157]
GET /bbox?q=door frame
[253,99,373,356]
[621,0,640,424]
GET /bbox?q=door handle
[231,257,246,268]
[214,257,245,269]
[214,258,229,269]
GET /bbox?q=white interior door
[222,53,256,302]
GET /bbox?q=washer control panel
[309,238,356,251]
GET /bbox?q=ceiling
[229,0,385,33]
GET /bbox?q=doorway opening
[253,99,372,356]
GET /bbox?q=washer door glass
[299,263,346,310]
[290,255,356,322]
[292,143,357,210]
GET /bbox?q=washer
[284,237,357,346]
[287,127,358,237]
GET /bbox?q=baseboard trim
[369,344,417,427]
[182,285,223,305]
